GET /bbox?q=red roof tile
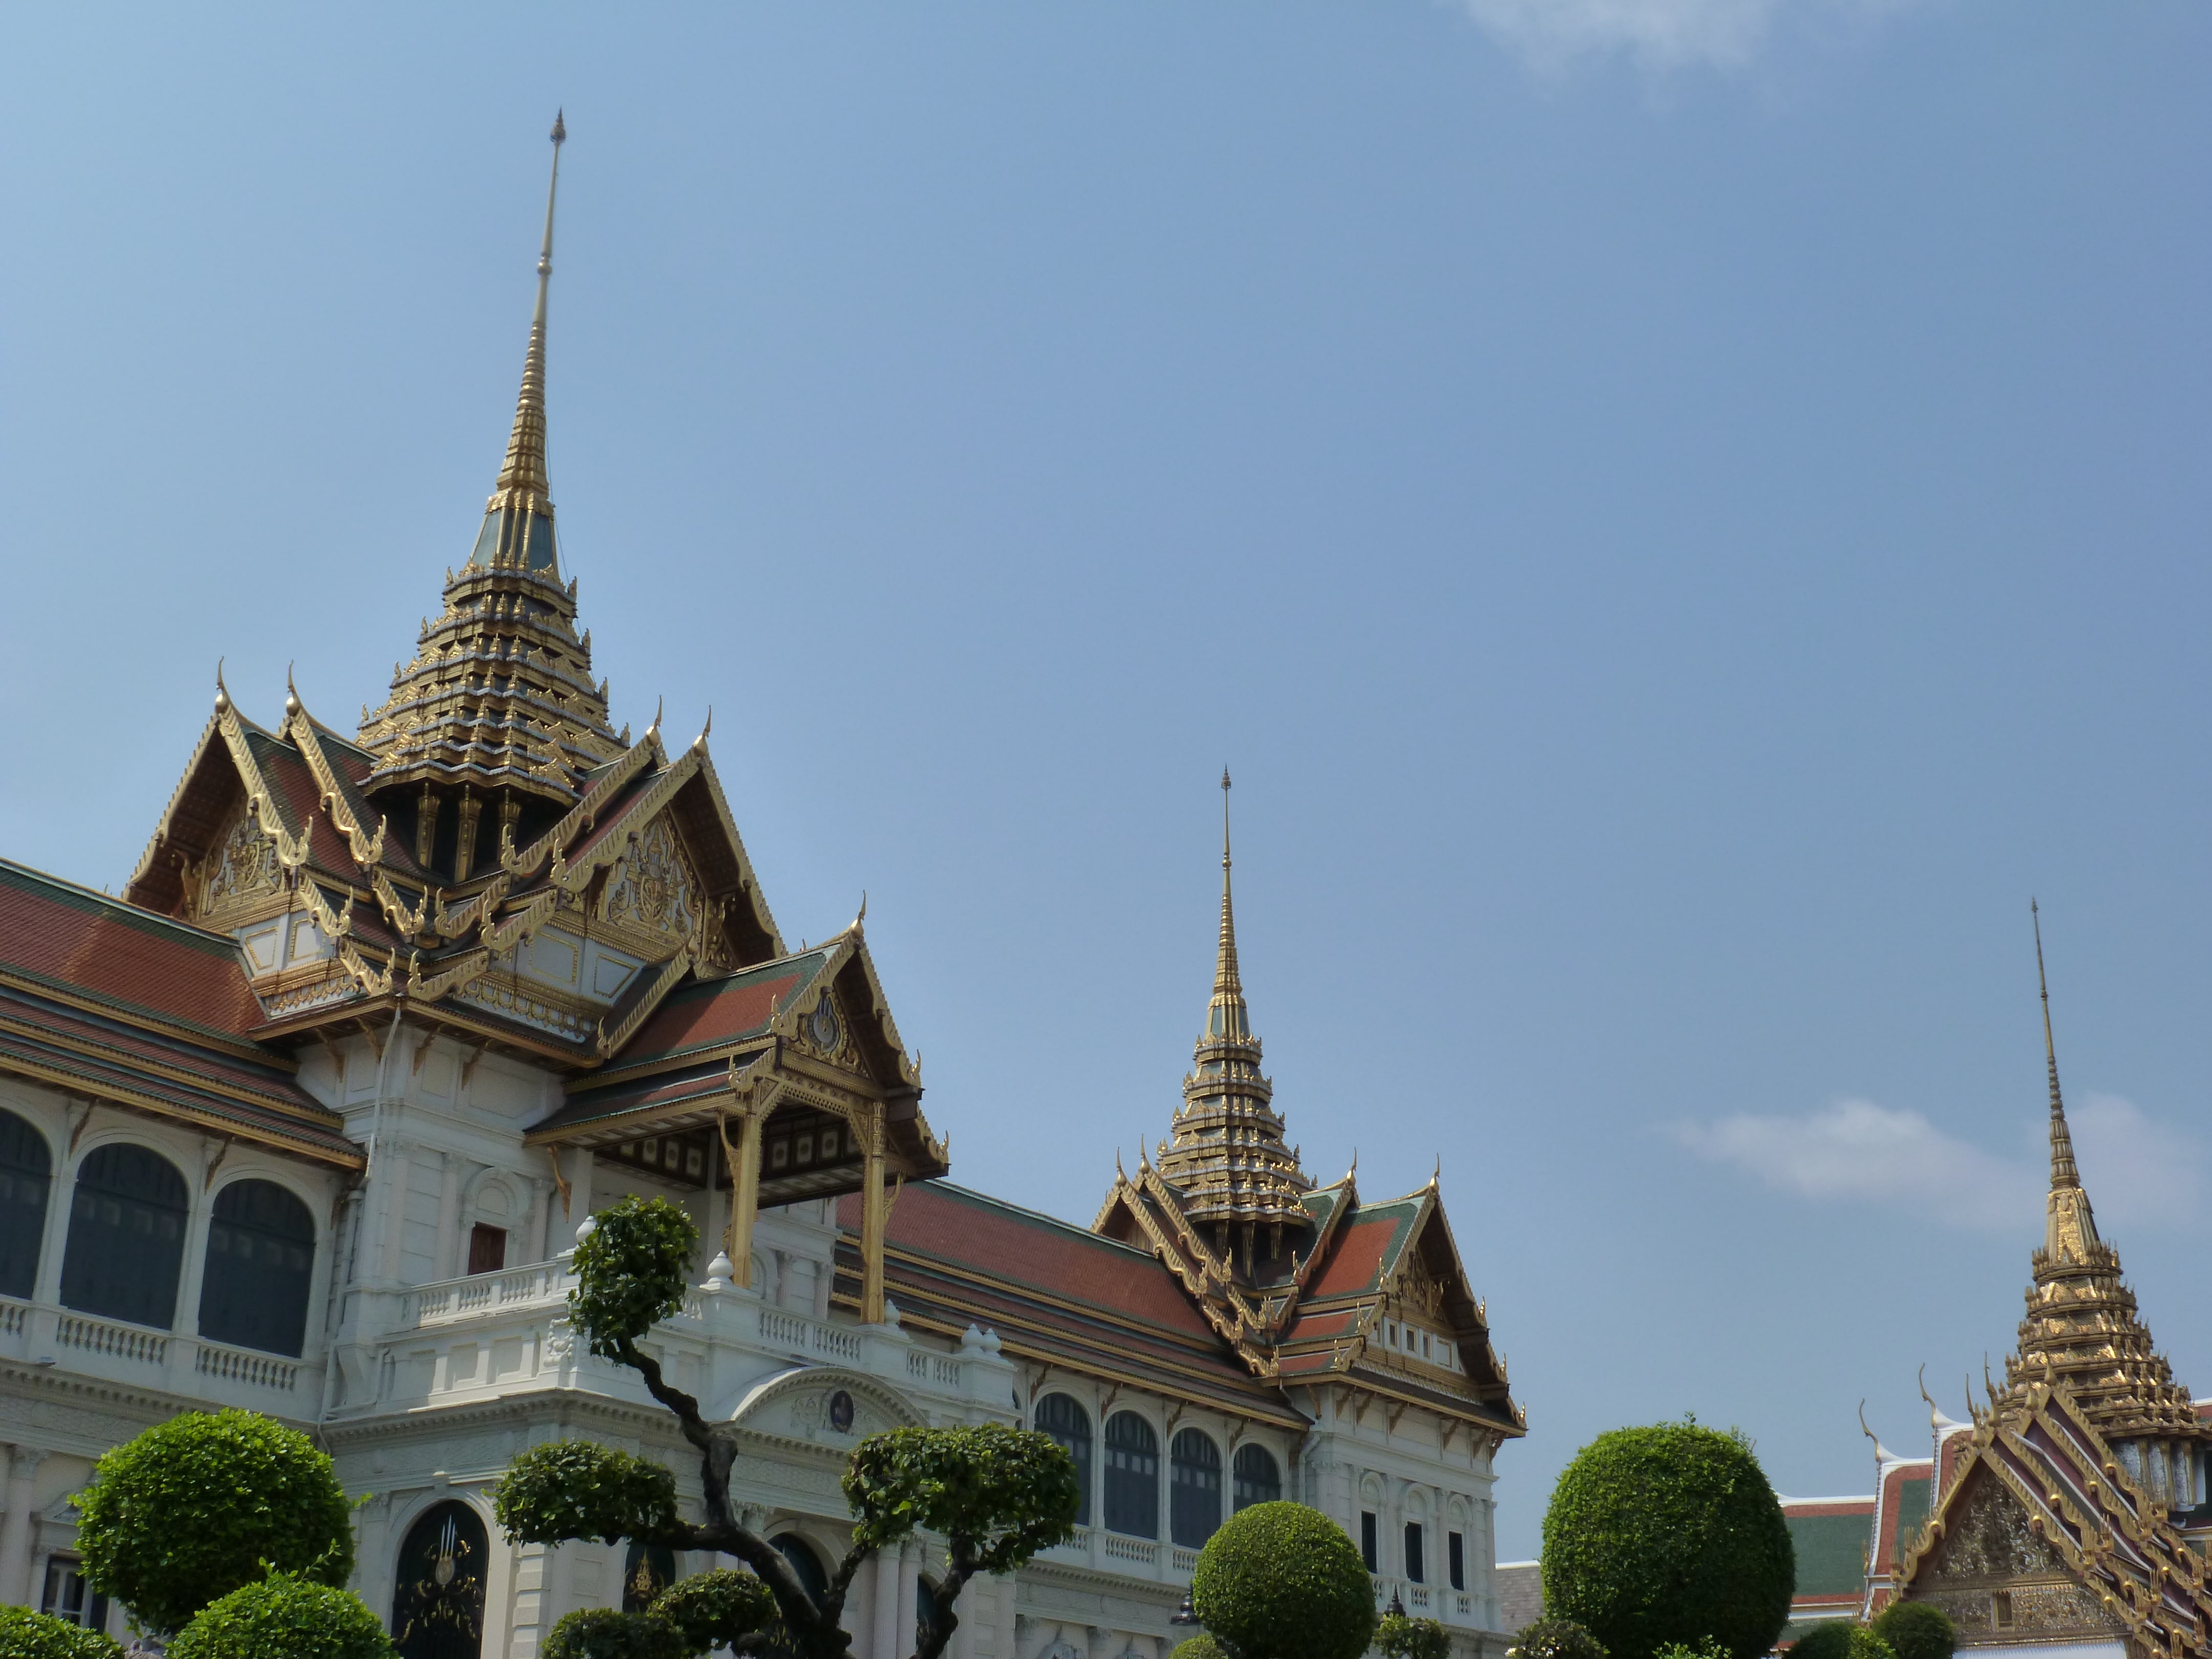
[1306,1215,1401,1299]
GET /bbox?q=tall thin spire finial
[2032,899,2080,1190]
[493,113,565,505]
[1215,768,1240,997]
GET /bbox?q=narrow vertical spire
[1216,767,1241,1002]
[2033,899,2080,1190]
[495,110,565,501]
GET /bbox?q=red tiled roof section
[623,971,802,1060]
[841,1183,1221,1344]
[0,866,263,1037]
[1306,1215,1401,1299]
[254,741,360,877]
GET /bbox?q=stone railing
[0,1294,323,1414]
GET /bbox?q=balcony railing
[0,1294,322,1413]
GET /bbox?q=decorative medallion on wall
[829,1389,855,1433]
[809,993,842,1054]
[601,817,701,943]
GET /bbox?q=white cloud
[1672,1093,2205,1234]
[1453,0,1917,73]
[1456,0,1779,71]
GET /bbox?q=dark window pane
[525,512,558,570]
[1361,1511,1378,1572]
[1103,1412,1159,1539]
[60,1144,187,1329]
[392,1501,488,1659]
[1405,1522,1425,1584]
[1232,1444,1281,1511]
[198,1179,315,1356]
[1169,1430,1222,1548]
[1034,1394,1093,1526]
[1448,1531,1465,1592]
[772,1535,828,1601]
[467,1224,507,1276]
[0,1108,52,1301]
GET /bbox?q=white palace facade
[0,124,1524,1657]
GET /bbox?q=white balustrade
[401,1260,568,1328]
[1171,1546,1201,1575]
[56,1311,167,1365]
[0,1298,25,1338]
[196,1342,301,1391]
[906,1349,962,1388]
[759,1306,864,1364]
[1102,1533,1158,1568]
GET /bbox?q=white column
[433,1152,465,1279]
[871,1546,901,1659]
[0,1446,50,1608]
[377,1142,413,1285]
[896,1541,921,1659]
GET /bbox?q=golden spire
[1154,770,1311,1274]
[357,114,622,820]
[2033,899,2081,1193]
[493,109,564,508]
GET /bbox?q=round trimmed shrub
[0,1606,123,1658]
[1169,1638,1224,1659]
[1190,1501,1375,1659]
[166,1573,392,1659]
[1541,1421,1794,1659]
[1789,1627,1893,1659]
[73,1409,356,1635]
[543,1607,692,1659]
[1513,1619,1608,1659]
[1870,1602,1954,1659]
[650,1568,780,1652]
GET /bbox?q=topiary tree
[1788,1627,1894,1659]
[1188,1501,1376,1659]
[1168,1638,1224,1659]
[1651,1643,1732,1659]
[0,1607,123,1659]
[1870,1602,1954,1659]
[71,1408,356,1636]
[543,1606,695,1659]
[492,1196,1080,1659]
[165,1571,393,1659]
[1541,1420,1793,1659]
[652,1568,784,1654]
[1377,1614,1452,1659]
[1512,1619,1608,1659]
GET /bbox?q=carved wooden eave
[125,706,236,912]
[500,726,665,882]
[1091,1170,1275,1373]
[765,922,920,1094]
[286,711,391,869]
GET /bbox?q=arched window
[1169,1430,1223,1547]
[198,1179,316,1356]
[1033,1394,1094,1525]
[392,1501,488,1659]
[0,1108,52,1300]
[623,1543,677,1613]
[1232,1443,1281,1511]
[1103,1413,1159,1539]
[60,1144,187,1329]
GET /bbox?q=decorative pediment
[1925,1468,2070,1583]
[199,805,282,919]
[598,813,705,949]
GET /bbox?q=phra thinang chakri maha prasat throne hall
[0,120,1525,1656]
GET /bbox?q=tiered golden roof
[358,111,625,835]
[1153,772,1313,1257]
[2003,905,2209,1456]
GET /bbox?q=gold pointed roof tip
[2031,899,2081,1191]
[551,108,566,145]
[692,706,712,755]
[214,657,230,714]
[284,661,300,717]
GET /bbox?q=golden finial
[646,696,662,741]
[214,658,230,715]
[285,662,301,718]
[488,112,566,520]
[692,706,712,755]
[856,890,867,925]
[2032,899,2081,1190]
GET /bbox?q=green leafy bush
[543,1607,693,1659]
[1789,1626,1894,1659]
[1513,1618,1608,1659]
[570,1197,697,1357]
[166,1572,392,1659]
[844,1424,1080,1567]
[1377,1614,1451,1659]
[1870,1602,1955,1659]
[494,1439,681,1545]
[1541,1421,1794,1659]
[649,1568,780,1652]
[72,1409,356,1635]
[1190,1502,1375,1659]
[1651,1642,1732,1659]
[1168,1637,1224,1659]
[0,1606,123,1659]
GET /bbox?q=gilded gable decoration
[200,807,281,916]
[601,816,701,946]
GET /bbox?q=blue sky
[2,3,2206,1560]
